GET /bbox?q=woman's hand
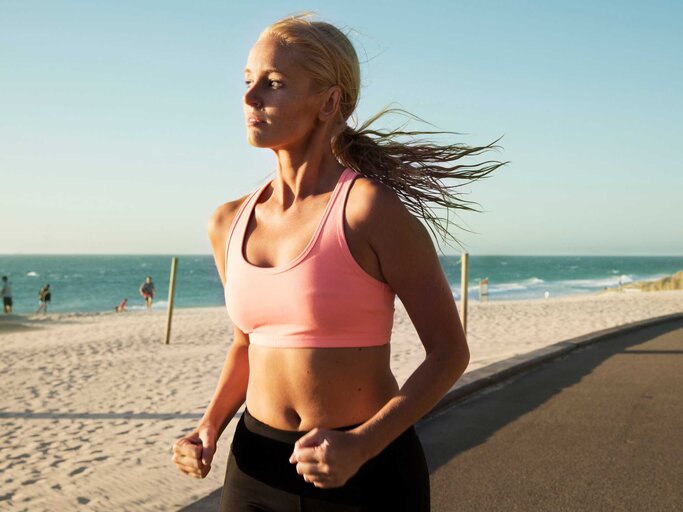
[289,428,372,489]
[171,423,218,479]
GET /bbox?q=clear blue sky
[2,0,681,256]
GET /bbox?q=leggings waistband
[242,407,364,444]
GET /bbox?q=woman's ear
[318,85,342,123]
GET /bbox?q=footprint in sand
[0,491,15,502]
[69,466,87,477]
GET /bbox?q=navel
[285,406,301,425]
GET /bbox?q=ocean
[0,255,681,315]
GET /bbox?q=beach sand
[2,289,683,510]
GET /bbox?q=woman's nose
[243,85,262,109]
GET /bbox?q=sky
[1,0,682,256]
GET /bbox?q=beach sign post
[461,252,469,335]
[164,257,178,345]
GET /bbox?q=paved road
[418,318,683,511]
[185,318,683,511]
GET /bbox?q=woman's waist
[244,389,397,431]
[245,355,398,430]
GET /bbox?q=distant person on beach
[479,277,489,301]
[36,284,51,314]
[139,277,156,310]
[171,12,503,511]
[1,276,12,314]
[115,298,128,313]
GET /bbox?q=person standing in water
[1,276,12,315]
[36,284,51,314]
[171,12,504,511]
[139,276,156,310]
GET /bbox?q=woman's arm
[200,197,252,440]
[199,325,250,440]
[349,178,470,459]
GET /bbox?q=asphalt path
[418,318,683,511]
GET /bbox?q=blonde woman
[172,12,503,511]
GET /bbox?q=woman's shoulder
[207,191,253,284]
[207,193,251,245]
[346,173,414,231]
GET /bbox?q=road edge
[420,311,683,424]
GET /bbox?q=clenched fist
[171,424,217,479]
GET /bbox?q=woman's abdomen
[245,343,399,430]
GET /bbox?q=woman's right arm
[171,196,251,479]
[198,325,250,440]
[199,196,251,441]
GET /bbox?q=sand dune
[602,269,683,293]
[625,270,683,291]
[2,289,683,510]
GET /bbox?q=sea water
[0,255,681,314]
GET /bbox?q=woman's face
[243,35,325,149]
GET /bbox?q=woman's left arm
[290,179,470,487]
[348,180,470,460]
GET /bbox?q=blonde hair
[261,11,507,253]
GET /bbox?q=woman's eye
[244,80,282,89]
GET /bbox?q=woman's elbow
[445,337,470,377]
[430,337,470,376]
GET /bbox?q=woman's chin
[246,135,270,148]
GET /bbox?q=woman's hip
[219,407,430,511]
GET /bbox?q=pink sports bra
[224,167,396,348]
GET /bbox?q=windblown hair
[261,12,507,253]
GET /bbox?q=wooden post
[460,252,469,335]
[164,257,178,345]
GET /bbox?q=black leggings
[219,407,430,511]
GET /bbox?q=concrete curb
[421,311,683,423]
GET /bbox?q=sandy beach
[2,289,683,510]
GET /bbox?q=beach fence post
[164,257,178,345]
[460,252,469,334]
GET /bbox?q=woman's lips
[248,117,266,126]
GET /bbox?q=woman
[172,12,503,511]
